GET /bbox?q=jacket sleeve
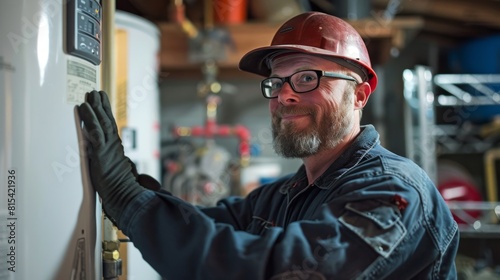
[118,194,384,278]
[119,190,285,279]
[117,172,456,280]
[196,195,255,231]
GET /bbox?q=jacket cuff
[118,190,156,233]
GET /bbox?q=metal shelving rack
[447,201,500,238]
[403,66,437,182]
[434,74,500,155]
[403,66,500,236]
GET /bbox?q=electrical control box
[66,0,102,65]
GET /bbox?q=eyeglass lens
[262,70,319,98]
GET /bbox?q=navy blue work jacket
[118,125,459,280]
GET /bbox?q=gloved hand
[78,90,145,224]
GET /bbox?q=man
[78,12,459,279]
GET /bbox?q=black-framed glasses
[260,70,358,99]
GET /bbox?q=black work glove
[78,90,145,224]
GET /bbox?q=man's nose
[277,82,300,104]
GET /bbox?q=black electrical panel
[66,0,102,65]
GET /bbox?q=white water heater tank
[0,0,102,279]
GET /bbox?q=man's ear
[354,82,371,110]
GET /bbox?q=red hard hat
[239,12,378,93]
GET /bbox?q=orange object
[213,0,247,24]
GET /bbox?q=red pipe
[172,122,251,165]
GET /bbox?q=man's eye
[297,74,316,83]
[272,81,283,90]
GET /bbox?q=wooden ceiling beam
[158,16,424,78]
[422,18,498,38]
[373,0,500,29]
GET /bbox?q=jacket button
[377,245,388,252]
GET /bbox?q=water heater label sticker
[66,58,97,104]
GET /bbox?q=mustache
[274,106,314,118]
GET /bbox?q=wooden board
[158,17,424,78]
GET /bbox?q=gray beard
[273,124,321,158]
[272,93,353,158]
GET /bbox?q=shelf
[447,201,500,238]
[432,74,500,154]
[434,74,500,106]
[434,124,497,155]
[157,17,424,79]
[372,0,500,45]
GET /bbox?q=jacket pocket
[339,200,406,258]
